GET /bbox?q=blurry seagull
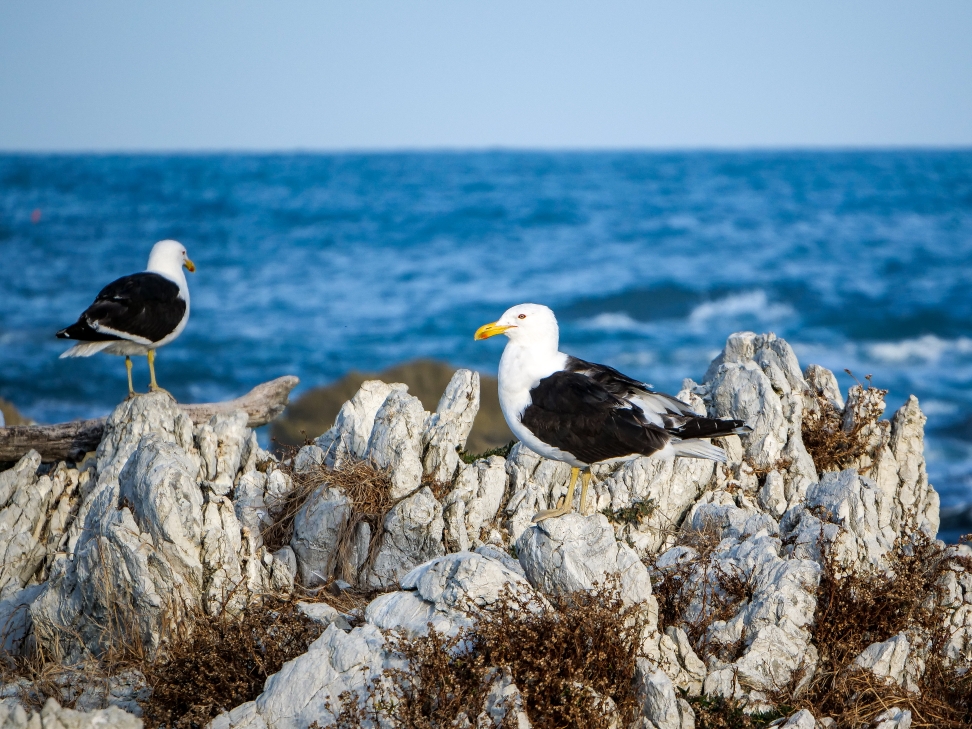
[475,303,750,522]
[57,240,195,397]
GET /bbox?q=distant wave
[688,291,795,326]
[577,312,656,334]
[866,335,972,364]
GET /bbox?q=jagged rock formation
[0,333,965,728]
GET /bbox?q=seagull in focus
[57,240,195,397]
[475,303,750,522]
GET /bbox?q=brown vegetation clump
[329,580,645,728]
[802,371,886,476]
[144,597,323,729]
[793,533,972,728]
[649,524,755,661]
[262,457,395,587]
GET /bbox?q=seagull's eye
[518,314,526,319]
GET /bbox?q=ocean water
[2,151,971,523]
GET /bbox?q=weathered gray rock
[443,456,506,552]
[422,369,480,483]
[889,396,939,537]
[291,486,350,587]
[781,469,896,571]
[364,487,444,590]
[634,664,696,729]
[297,602,352,631]
[214,623,400,729]
[597,450,715,557]
[657,626,706,696]
[0,698,142,729]
[365,389,428,501]
[315,380,407,468]
[852,632,922,694]
[779,710,817,729]
[0,451,58,599]
[366,551,537,639]
[477,668,531,729]
[504,443,573,544]
[873,707,912,729]
[517,513,654,610]
[30,394,277,660]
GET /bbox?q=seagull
[57,240,195,397]
[475,303,750,522]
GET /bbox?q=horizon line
[2,143,972,156]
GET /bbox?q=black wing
[560,357,750,445]
[57,273,185,344]
[564,355,701,422]
[520,371,670,465]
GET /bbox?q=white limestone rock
[889,396,939,537]
[781,469,896,571]
[0,451,58,599]
[504,443,573,544]
[597,452,715,557]
[363,487,444,590]
[516,513,654,611]
[873,708,912,729]
[422,369,480,483]
[315,380,408,468]
[852,632,923,694]
[634,664,696,729]
[477,668,532,729]
[209,623,401,729]
[0,697,142,729]
[443,456,507,551]
[365,551,538,639]
[291,486,351,587]
[779,710,817,729]
[30,394,275,660]
[365,389,429,501]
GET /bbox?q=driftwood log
[0,376,299,463]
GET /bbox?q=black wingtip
[56,329,70,339]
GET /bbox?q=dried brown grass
[328,580,645,728]
[262,457,395,586]
[802,371,886,476]
[792,532,972,728]
[143,596,323,729]
[649,523,755,661]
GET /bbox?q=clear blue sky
[1,1,970,151]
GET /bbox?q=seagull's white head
[146,239,196,277]
[475,303,559,351]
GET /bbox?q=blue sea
[2,151,972,529]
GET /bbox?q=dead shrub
[793,532,972,727]
[802,371,886,475]
[648,524,755,661]
[601,499,657,526]
[143,596,323,729]
[263,458,395,585]
[329,579,645,728]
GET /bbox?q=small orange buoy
[31,209,41,224]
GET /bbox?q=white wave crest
[866,335,972,364]
[688,290,794,325]
[578,312,655,334]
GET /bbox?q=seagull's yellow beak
[474,322,512,340]
[184,258,196,273]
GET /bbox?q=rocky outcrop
[0,336,955,728]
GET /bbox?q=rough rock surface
[0,338,952,727]
[0,698,142,729]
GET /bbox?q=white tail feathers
[60,341,113,358]
[672,439,727,462]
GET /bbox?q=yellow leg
[533,466,579,523]
[125,356,136,398]
[578,470,592,515]
[147,350,172,397]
